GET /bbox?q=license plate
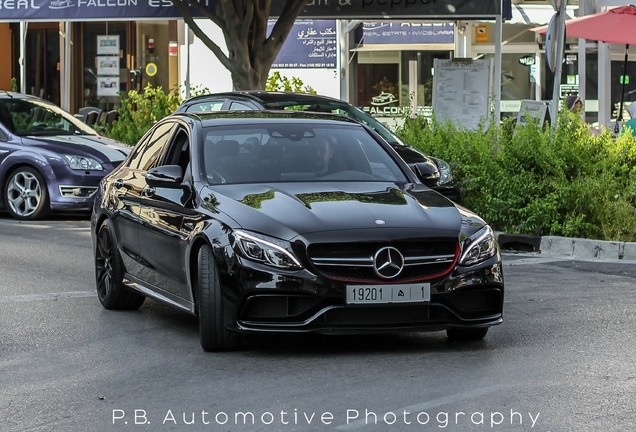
[346,283,431,305]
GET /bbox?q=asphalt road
[1,216,636,432]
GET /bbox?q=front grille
[307,239,458,283]
[59,185,98,198]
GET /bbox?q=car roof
[0,91,48,102]
[180,91,350,108]
[174,110,365,127]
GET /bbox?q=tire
[95,219,145,310]
[196,244,240,352]
[446,327,489,342]
[4,166,50,220]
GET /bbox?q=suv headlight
[233,230,303,270]
[430,157,453,185]
[64,154,103,171]
[459,225,498,266]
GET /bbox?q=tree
[171,0,307,90]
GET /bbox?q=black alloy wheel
[95,220,145,310]
[196,244,240,352]
[446,327,489,341]
[4,166,50,220]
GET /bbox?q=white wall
[179,20,233,94]
[180,20,339,97]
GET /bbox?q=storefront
[353,22,454,122]
[2,1,187,115]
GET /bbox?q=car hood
[204,182,469,241]
[20,134,130,163]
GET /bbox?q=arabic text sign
[269,19,336,69]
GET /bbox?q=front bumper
[220,255,504,334]
[48,164,109,212]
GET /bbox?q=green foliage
[266,72,316,94]
[101,84,182,146]
[11,77,18,92]
[395,112,636,242]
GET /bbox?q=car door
[137,121,195,305]
[107,128,170,279]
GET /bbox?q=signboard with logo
[269,19,336,69]
[518,55,535,66]
[432,58,492,131]
[475,24,489,43]
[0,0,506,22]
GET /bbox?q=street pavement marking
[0,291,95,303]
[335,384,510,430]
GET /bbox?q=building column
[598,41,611,128]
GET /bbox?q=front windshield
[202,123,408,185]
[0,98,98,137]
[262,99,408,146]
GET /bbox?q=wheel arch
[188,235,213,306]
[0,155,56,206]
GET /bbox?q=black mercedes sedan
[91,111,503,352]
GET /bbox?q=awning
[506,4,575,26]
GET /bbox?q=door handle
[143,187,155,197]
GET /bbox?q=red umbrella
[533,6,636,126]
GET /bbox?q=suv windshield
[0,98,97,137]
[261,100,408,147]
[202,123,408,185]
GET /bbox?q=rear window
[201,123,407,185]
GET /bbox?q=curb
[495,232,636,261]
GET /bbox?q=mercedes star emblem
[373,246,405,279]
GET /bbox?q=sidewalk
[496,233,636,261]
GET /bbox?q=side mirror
[146,165,183,188]
[413,161,440,188]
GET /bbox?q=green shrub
[102,84,182,146]
[396,113,636,242]
[266,72,316,94]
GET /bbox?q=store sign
[518,55,535,66]
[361,22,454,45]
[475,24,488,43]
[270,19,336,69]
[363,105,433,118]
[0,0,506,22]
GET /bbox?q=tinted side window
[128,122,175,171]
[229,101,256,110]
[185,101,224,112]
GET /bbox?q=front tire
[446,327,489,341]
[4,167,50,220]
[196,245,240,352]
[95,220,145,310]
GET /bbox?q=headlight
[233,230,303,270]
[64,154,103,171]
[430,157,453,185]
[459,225,498,266]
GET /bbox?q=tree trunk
[171,0,306,92]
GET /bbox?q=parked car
[0,92,130,220]
[176,91,460,201]
[92,110,504,352]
